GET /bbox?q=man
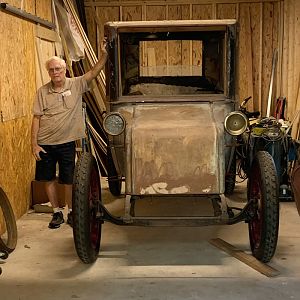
[31,41,107,229]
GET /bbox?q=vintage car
[72,20,280,264]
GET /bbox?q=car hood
[129,103,224,195]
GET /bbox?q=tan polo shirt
[32,76,89,145]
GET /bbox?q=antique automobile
[72,20,280,264]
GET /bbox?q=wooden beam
[35,25,59,42]
[210,238,280,278]
[85,0,281,7]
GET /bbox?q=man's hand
[84,38,108,83]
[100,38,108,55]
[32,145,46,161]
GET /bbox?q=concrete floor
[1,180,300,300]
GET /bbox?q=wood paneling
[96,6,119,55]
[122,5,143,21]
[0,4,38,220]
[85,7,98,54]
[84,0,286,116]
[35,0,52,21]
[0,0,298,226]
[0,0,53,223]
[261,2,277,116]
[192,4,213,19]
[216,3,236,19]
[282,0,300,138]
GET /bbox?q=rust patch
[131,104,222,195]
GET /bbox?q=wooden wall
[0,0,53,224]
[0,0,299,226]
[84,0,282,115]
[282,0,300,137]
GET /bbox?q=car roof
[105,19,237,32]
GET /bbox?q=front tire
[248,151,279,262]
[73,153,102,263]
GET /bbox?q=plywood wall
[0,0,53,222]
[84,0,283,116]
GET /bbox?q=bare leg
[64,184,72,210]
[45,180,59,209]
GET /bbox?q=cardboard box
[31,179,66,208]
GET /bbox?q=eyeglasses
[48,67,64,73]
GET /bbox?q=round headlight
[103,113,125,136]
[224,111,248,136]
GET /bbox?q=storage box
[31,179,66,208]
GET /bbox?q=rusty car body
[72,20,280,264]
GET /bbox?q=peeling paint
[131,104,222,194]
[202,187,212,193]
[141,182,190,195]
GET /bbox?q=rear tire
[0,187,17,253]
[73,153,102,263]
[248,151,279,262]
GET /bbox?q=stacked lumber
[55,0,108,175]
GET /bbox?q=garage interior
[1,0,300,299]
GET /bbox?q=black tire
[107,148,122,196]
[0,187,17,253]
[225,154,236,195]
[248,151,279,263]
[73,153,102,264]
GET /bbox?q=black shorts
[35,141,76,184]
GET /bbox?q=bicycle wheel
[0,187,17,253]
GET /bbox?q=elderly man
[31,41,107,229]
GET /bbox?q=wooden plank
[146,6,167,69]
[96,6,120,54]
[35,25,59,42]
[238,3,254,110]
[287,0,295,115]
[0,9,37,222]
[24,0,36,14]
[250,2,262,112]
[0,11,30,121]
[192,4,213,20]
[85,6,98,55]
[261,2,276,116]
[294,1,300,112]
[146,5,166,20]
[35,0,52,22]
[168,5,189,73]
[85,0,281,7]
[191,5,212,74]
[281,0,289,100]
[258,1,263,113]
[168,4,190,20]
[122,5,142,21]
[291,0,300,137]
[277,0,284,97]
[216,3,236,19]
[210,238,280,277]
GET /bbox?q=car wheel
[248,151,279,263]
[0,187,17,253]
[73,152,102,263]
